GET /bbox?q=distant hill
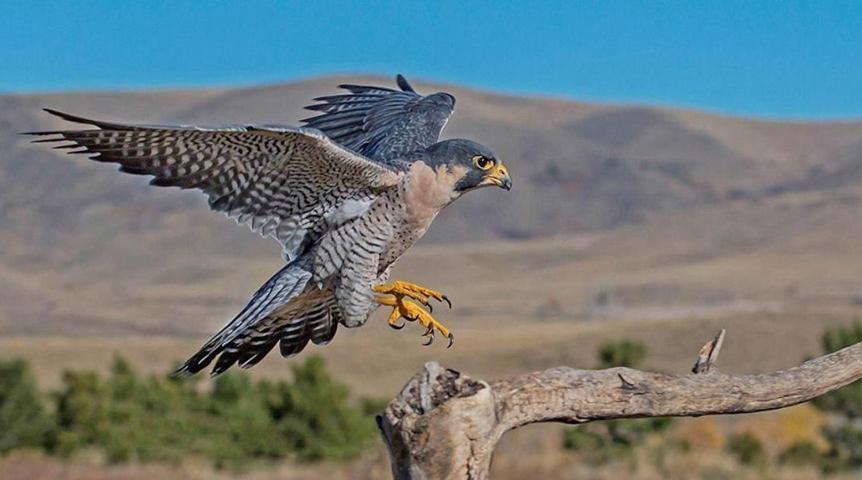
[1,75,862,336]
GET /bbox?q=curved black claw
[421,324,435,346]
[425,301,433,313]
[446,333,455,349]
[441,295,452,309]
[389,320,405,330]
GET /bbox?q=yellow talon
[378,295,407,330]
[375,281,455,347]
[372,281,452,309]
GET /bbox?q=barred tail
[175,259,334,377]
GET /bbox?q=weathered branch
[378,331,862,480]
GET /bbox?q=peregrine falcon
[27,75,512,375]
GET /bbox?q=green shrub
[822,424,862,473]
[0,359,56,454]
[55,369,111,454]
[598,339,647,369]
[814,320,862,472]
[46,354,376,467]
[563,339,672,465]
[822,321,862,353]
[563,417,673,465]
[778,440,821,467]
[563,426,624,465]
[265,356,378,462]
[726,432,766,467]
[206,371,286,468]
[815,320,862,418]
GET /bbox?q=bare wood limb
[378,331,862,480]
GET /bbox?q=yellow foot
[373,280,451,311]
[375,281,454,348]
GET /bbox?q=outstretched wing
[302,74,455,162]
[28,109,402,260]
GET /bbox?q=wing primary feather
[41,108,137,130]
[396,74,416,93]
[304,100,377,112]
[312,93,387,103]
[337,84,398,94]
[301,74,454,160]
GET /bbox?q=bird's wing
[28,109,402,260]
[301,74,455,162]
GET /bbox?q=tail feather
[310,299,341,346]
[174,261,319,377]
[271,293,334,358]
[237,337,279,369]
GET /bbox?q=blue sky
[1,0,860,118]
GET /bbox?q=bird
[26,74,512,376]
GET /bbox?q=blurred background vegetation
[3,321,862,477]
[556,321,862,477]
[0,355,380,470]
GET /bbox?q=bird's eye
[473,155,494,171]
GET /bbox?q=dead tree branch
[377,330,862,480]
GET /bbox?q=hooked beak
[482,163,512,191]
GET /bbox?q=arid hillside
[5,75,862,250]
[1,75,861,339]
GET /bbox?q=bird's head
[425,139,512,194]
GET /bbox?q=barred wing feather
[302,74,455,162]
[28,109,401,260]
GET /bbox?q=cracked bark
[377,330,862,479]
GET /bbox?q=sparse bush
[54,369,111,454]
[726,432,766,467]
[598,339,646,369]
[265,356,377,462]
[815,320,862,418]
[563,339,672,465]
[563,417,673,465]
[815,320,862,472]
[779,440,821,467]
[0,359,56,454]
[5,353,376,467]
[563,426,625,465]
[822,424,862,473]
